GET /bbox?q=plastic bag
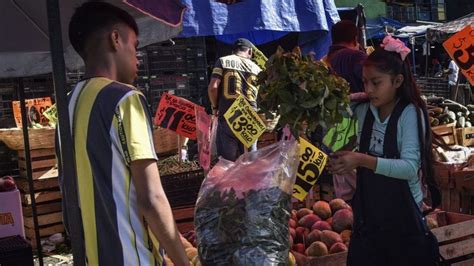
[194,140,300,265]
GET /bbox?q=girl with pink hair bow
[330,35,442,265]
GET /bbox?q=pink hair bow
[381,35,411,61]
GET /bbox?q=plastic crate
[162,170,205,208]
[0,235,33,266]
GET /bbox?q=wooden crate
[153,127,179,155]
[173,206,194,233]
[428,211,474,265]
[457,127,474,147]
[432,123,458,145]
[453,169,474,214]
[17,148,56,179]
[434,161,464,213]
[16,168,59,193]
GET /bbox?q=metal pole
[425,40,429,76]
[45,0,85,265]
[18,78,43,266]
[410,36,416,76]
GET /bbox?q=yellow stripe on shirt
[117,92,156,165]
[73,77,113,265]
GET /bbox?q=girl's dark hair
[364,48,441,211]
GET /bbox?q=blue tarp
[366,17,405,39]
[180,0,339,36]
[215,30,289,46]
[179,0,340,59]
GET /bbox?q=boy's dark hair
[331,20,358,44]
[68,1,138,56]
[364,49,441,211]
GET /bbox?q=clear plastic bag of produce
[194,140,300,265]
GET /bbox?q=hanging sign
[12,97,52,128]
[293,138,328,201]
[443,25,474,85]
[223,95,266,148]
[154,93,202,140]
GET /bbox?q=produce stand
[0,128,64,249]
[428,211,474,265]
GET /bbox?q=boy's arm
[130,160,189,266]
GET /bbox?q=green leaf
[301,99,320,108]
[325,97,337,111]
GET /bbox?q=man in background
[208,38,262,161]
[446,59,460,101]
[325,20,367,93]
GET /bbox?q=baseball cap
[233,38,253,49]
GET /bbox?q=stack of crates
[136,37,208,114]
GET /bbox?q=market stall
[0,1,184,265]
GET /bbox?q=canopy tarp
[395,25,435,38]
[179,0,339,36]
[366,17,405,39]
[179,0,340,59]
[0,0,183,78]
[427,12,474,43]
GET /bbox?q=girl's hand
[330,151,377,175]
[349,92,369,102]
[330,151,362,175]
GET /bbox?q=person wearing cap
[208,38,262,161]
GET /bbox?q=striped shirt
[68,77,163,265]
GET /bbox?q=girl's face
[363,65,404,110]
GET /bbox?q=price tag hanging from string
[293,138,328,201]
[223,95,266,148]
[154,92,203,140]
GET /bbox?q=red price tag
[154,93,203,140]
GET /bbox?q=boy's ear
[109,29,121,51]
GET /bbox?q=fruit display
[289,199,353,260]
[426,97,473,128]
[0,176,16,192]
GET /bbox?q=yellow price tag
[223,95,266,148]
[293,138,328,201]
[251,44,268,70]
[43,104,58,125]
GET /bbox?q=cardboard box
[0,189,25,238]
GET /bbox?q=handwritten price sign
[443,25,474,85]
[293,138,328,201]
[154,93,203,140]
[12,97,53,128]
[223,95,266,148]
[196,108,211,171]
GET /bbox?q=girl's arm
[331,105,421,180]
